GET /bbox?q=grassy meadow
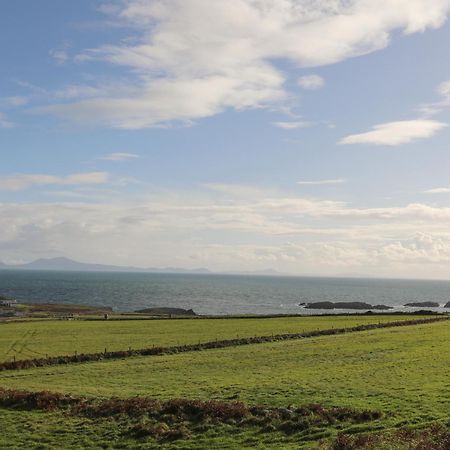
[0,315,448,449]
[0,314,423,362]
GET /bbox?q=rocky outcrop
[303,301,392,310]
[371,304,394,310]
[403,302,440,308]
[443,302,450,308]
[135,307,197,316]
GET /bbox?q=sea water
[0,270,449,315]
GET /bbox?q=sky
[3,0,450,279]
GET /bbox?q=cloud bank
[5,183,450,277]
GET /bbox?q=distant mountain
[0,257,212,274]
[0,257,287,276]
[226,268,283,276]
[12,257,131,272]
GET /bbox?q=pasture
[0,315,448,449]
[0,314,422,362]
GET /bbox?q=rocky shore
[300,301,392,310]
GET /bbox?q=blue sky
[3,0,450,278]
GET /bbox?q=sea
[1,270,450,315]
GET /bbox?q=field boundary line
[0,317,447,371]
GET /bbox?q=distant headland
[0,257,282,276]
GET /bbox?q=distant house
[0,299,16,307]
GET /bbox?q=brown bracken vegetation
[325,423,450,450]
[0,388,382,441]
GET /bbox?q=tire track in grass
[14,330,39,359]
[4,330,37,361]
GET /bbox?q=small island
[302,301,393,310]
[134,307,197,316]
[403,302,440,308]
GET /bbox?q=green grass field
[0,314,422,362]
[0,316,448,449]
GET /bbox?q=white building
[0,299,16,307]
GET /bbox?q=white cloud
[0,172,109,191]
[297,75,324,90]
[36,0,450,128]
[297,179,346,185]
[419,79,450,116]
[49,49,68,64]
[438,80,450,96]
[49,42,70,65]
[39,68,286,129]
[375,232,450,264]
[0,112,14,129]
[423,187,450,194]
[273,120,313,129]
[65,172,109,184]
[53,84,112,100]
[98,152,139,161]
[339,119,448,146]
